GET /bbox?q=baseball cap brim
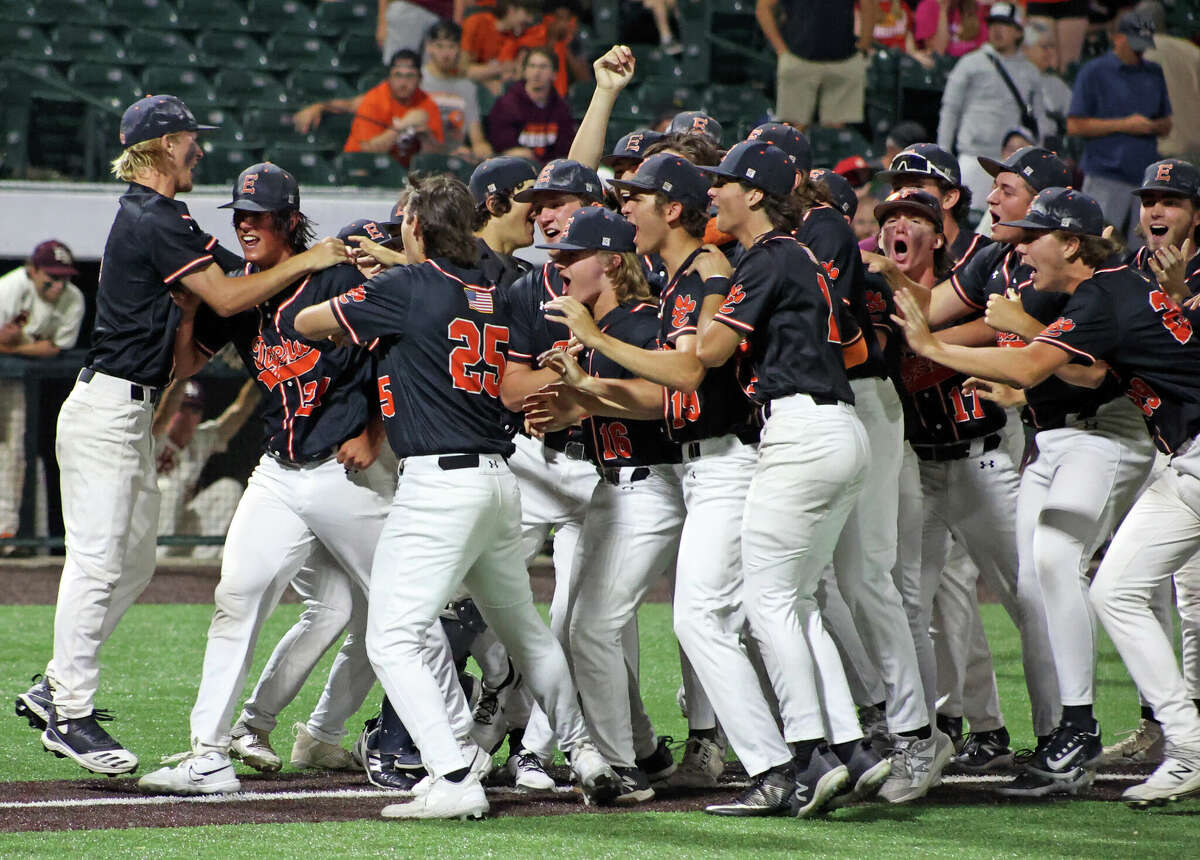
[347,233,403,247]
[196,123,219,131]
[694,164,742,183]
[40,264,78,276]
[996,215,1063,232]
[218,199,276,211]
[1133,183,1193,197]
[977,156,1012,179]
[513,184,599,203]
[599,153,643,168]
[608,175,659,194]
[875,200,943,230]
[535,239,598,251]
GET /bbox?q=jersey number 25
[448,318,509,397]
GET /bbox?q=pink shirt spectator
[913,0,990,57]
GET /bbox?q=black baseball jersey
[331,257,516,459]
[1033,259,1200,453]
[862,271,905,395]
[476,238,531,291]
[658,253,755,443]
[953,242,1125,430]
[796,204,888,381]
[1127,245,1200,297]
[949,229,992,271]
[88,182,242,388]
[193,263,375,462]
[712,231,856,406]
[584,302,681,466]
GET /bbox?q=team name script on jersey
[253,337,320,390]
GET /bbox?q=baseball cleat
[15,674,53,731]
[41,709,138,776]
[229,723,281,773]
[363,726,424,791]
[936,714,965,755]
[380,773,488,820]
[635,736,677,783]
[951,727,1014,773]
[469,683,507,755]
[138,751,241,795]
[829,739,892,808]
[351,715,379,769]
[791,744,849,818]
[878,729,953,804]
[570,741,622,805]
[996,766,1094,798]
[671,735,725,788]
[290,722,355,771]
[705,767,795,816]
[1121,748,1200,808]
[1100,718,1166,767]
[861,704,891,755]
[507,748,555,790]
[1026,722,1102,779]
[612,765,656,804]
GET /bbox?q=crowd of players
[12,43,1200,821]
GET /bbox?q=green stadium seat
[211,69,288,108]
[196,30,275,72]
[196,142,263,185]
[807,125,874,170]
[245,0,320,35]
[106,0,182,29]
[1,102,32,178]
[67,63,144,110]
[336,32,383,75]
[174,0,265,34]
[408,151,473,183]
[312,0,375,37]
[125,29,203,67]
[286,70,358,103]
[355,70,385,92]
[142,65,225,107]
[260,143,339,186]
[202,114,264,149]
[36,0,109,26]
[0,24,55,62]
[14,61,75,101]
[191,104,240,131]
[335,152,407,188]
[265,33,345,72]
[591,0,619,43]
[899,54,945,92]
[0,4,38,24]
[51,24,134,65]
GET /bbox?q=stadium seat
[211,69,288,108]
[125,29,203,67]
[196,142,263,185]
[35,0,109,26]
[142,65,225,107]
[808,125,875,169]
[260,144,339,186]
[195,30,275,72]
[67,63,143,111]
[106,0,182,29]
[335,152,407,188]
[0,24,55,62]
[312,0,375,37]
[409,151,473,183]
[202,113,264,149]
[286,70,358,104]
[174,0,265,34]
[51,24,134,65]
[265,33,345,72]
[0,4,37,24]
[355,70,386,93]
[245,0,320,35]
[336,32,383,75]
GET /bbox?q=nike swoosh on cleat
[1046,746,1083,769]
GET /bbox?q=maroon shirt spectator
[486,47,576,164]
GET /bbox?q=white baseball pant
[1091,440,1200,751]
[366,454,594,778]
[932,560,1005,732]
[741,395,869,745]
[189,454,391,754]
[48,372,161,719]
[568,464,685,768]
[672,434,794,776]
[818,568,887,707]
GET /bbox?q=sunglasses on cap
[889,152,955,185]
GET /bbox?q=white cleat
[570,741,622,805]
[380,773,488,820]
[229,724,281,773]
[878,729,953,804]
[1122,748,1200,808]
[138,751,242,795]
[290,722,355,771]
[507,748,556,790]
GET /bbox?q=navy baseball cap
[1134,158,1200,200]
[874,188,944,232]
[513,159,604,203]
[668,111,723,146]
[879,143,962,187]
[336,217,400,246]
[610,153,711,209]
[380,198,407,227]
[978,146,1072,193]
[1119,9,1156,53]
[746,122,811,172]
[998,187,1104,236]
[699,141,796,198]
[600,129,666,168]
[469,156,538,205]
[535,206,636,252]
[809,168,858,219]
[119,94,217,148]
[219,162,299,212]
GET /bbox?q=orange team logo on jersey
[671,294,697,328]
[241,173,258,195]
[864,289,887,314]
[252,337,320,390]
[1156,162,1174,182]
[820,259,841,281]
[1039,317,1076,338]
[337,285,368,304]
[719,284,747,315]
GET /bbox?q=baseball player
[0,240,85,545]
[471,156,538,291]
[22,96,346,777]
[693,141,872,816]
[137,162,386,794]
[893,186,1200,807]
[293,173,622,820]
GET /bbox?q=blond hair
[606,252,654,305]
[110,132,187,182]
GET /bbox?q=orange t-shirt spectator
[462,0,539,64]
[343,50,444,161]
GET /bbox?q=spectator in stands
[642,0,682,55]
[834,154,874,189]
[293,50,444,165]
[462,0,540,95]
[1137,1,1200,165]
[1023,18,1073,153]
[0,240,85,545]
[1068,9,1171,247]
[937,2,1042,223]
[756,0,877,130]
[1025,0,1088,74]
[1002,126,1036,157]
[422,20,494,161]
[486,47,576,164]
[871,0,910,51]
[912,0,989,59]
[377,0,461,64]
[879,119,928,171]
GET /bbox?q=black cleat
[15,674,52,731]
[41,708,138,775]
[791,744,849,818]
[705,767,796,817]
[635,736,677,783]
[829,739,892,808]
[952,728,1014,773]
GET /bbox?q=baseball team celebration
[2,0,1199,852]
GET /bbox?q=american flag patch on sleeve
[465,286,494,313]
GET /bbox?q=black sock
[443,767,470,783]
[792,738,821,764]
[911,723,932,740]
[831,739,860,764]
[873,701,886,712]
[507,728,525,758]
[1061,704,1094,730]
[1142,705,1159,723]
[689,727,718,741]
[1194,699,1200,714]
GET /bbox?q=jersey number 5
[1148,288,1193,345]
[448,318,508,396]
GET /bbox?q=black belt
[79,367,160,404]
[439,453,482,470]
[268,447,337,468]
[600,466,651,485]
[910,432,1002,463]
[760,393,839,420]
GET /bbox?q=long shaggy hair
[110,132,187,182]
[406,173,480,267]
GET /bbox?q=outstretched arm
[567,45,637,168]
